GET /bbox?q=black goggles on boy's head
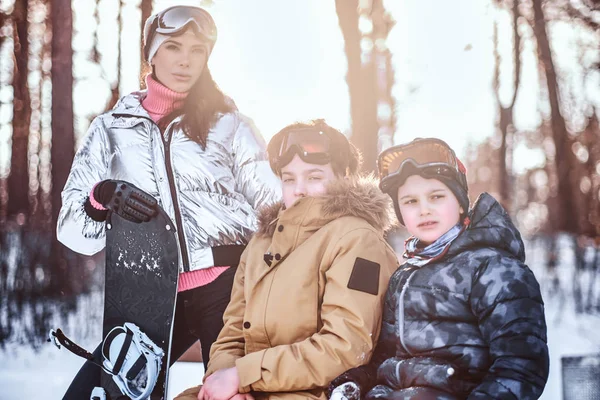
[377,138,467,193]
[270,128,333,172]
[144,6,217,59]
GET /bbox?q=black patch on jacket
[347,258,380,295]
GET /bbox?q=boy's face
[280,154,337,209]
[397,175,463,245]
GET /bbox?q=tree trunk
[0,10,8,49]
[582,113,599,236]
[7,0,31,219]
[371,0,396,153]
[493,0,522,210]
[37,8,53,228]
[50,0,75,293]
[532,0,578,233]
[335,0,379,173]
[105,0,123,110]
[140,0,152,87]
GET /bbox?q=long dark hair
[156,66,235,148]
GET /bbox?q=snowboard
[102,205,179,400]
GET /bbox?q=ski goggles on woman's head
[378,138,467,192]
[144,6,217,59]
[270,127,333,172]
[155,6,216,39]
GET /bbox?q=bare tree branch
[565,0,600,31]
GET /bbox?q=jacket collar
[106,92,186,131]
[257,175,395,238]
[256,175,394,269]
[111,92,148,117]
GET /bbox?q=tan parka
[178,177,399,399]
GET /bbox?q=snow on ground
[168,362,205,399]
[1,338,98,399]
[6,310,599,400]
[2,234,600,399]
[540,297,600,399]
[0,342,204,400]
[0,288,205,400]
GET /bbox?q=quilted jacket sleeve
[467,256,549,399]
[56,117,110,255]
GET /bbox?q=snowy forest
[0,0,599,399]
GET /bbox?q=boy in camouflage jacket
[329,138,549,400]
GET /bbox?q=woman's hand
[92,179,157,222]
[198,367,241,400]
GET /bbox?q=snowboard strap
[48,328,116,375]
[48,328,94,361]
[103,326,134,375]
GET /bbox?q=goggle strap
[144,16,160,60]
[457,158,467,174]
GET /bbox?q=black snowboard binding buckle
[101,322,164,400]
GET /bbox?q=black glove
[86,180,157,223]
[377,357,472,396]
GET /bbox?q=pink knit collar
[141,75,188,122]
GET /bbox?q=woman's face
[397,175,463,245]
[280,155,337,209]
[151,28,208,93]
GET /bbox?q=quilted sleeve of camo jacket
[467,253,549,399]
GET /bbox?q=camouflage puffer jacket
[333,193,549,399]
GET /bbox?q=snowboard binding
[49,322,164,400]
[102,322,164,400]
[90,387,132,400]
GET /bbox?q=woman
[57,5,280,399]
[175,120,399,400]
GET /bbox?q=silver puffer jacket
[57,92,281,272]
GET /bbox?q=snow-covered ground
[540,297,600,399]
[0,288,205,400]
[0,340,205,399]
[2,234,600,399]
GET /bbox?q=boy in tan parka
[175,120,398,400]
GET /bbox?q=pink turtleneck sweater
[142,75,230,292]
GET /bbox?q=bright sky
[83,0,551,165]
[1,0,598,176]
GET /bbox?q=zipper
[161,125,191,271]
[113,112,191,270]
[397,267,418,356]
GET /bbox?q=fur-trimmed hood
[256,175,395,237]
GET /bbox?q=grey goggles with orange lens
[378,138,466,192]
[271,128,332,171]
